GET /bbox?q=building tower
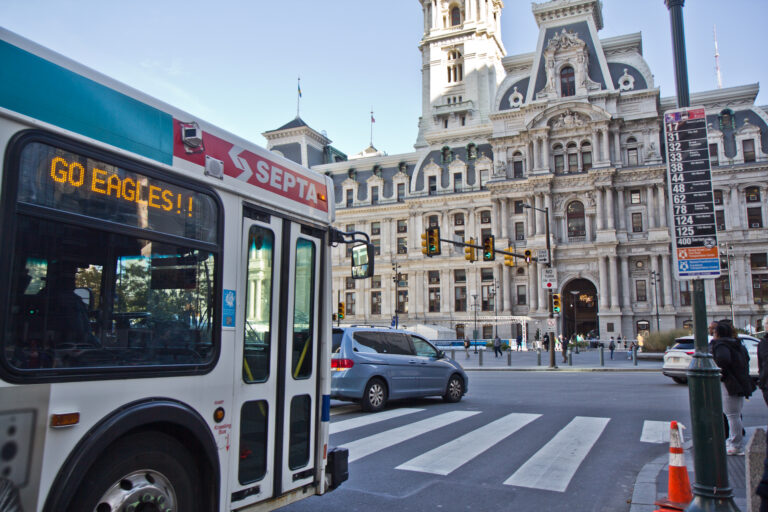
[415,0,507,148]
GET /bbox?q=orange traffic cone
[654,421,693,511]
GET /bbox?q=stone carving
[618,68,635,91]
[536,28,601,100]
[508,86,524,109]
[546,28,583,52]
[551,109,587,129]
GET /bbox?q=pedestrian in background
[493,335,502,358]
[711,320,755,455]
[562,335,569,363]
[463,336,471,359]
[757,315,768,510]
[627,341,635,360]
[608,337,615,360]
[516,334,523,351]
[542,333,549,352]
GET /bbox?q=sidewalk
[450,347,662,372]
[630,428,754,512]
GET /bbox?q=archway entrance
[561,278,598,339]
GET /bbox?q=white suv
[662,334,759,384]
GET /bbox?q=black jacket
[711,337,754,397]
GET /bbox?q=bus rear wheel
[70,431,204,512]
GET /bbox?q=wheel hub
[94,470,176,512]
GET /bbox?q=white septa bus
[0,28,370,511]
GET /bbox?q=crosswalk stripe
[503,416,610,492]
[396,412,541,475]
[341,410,480,463]
[331,408,424,435]
[640,420,674,443]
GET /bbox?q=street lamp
[521,203,554,368]
[650,271,661,332]
[490,280,499,338]
[472,293,479,353]
[392,260,400,329]
[720,243,736,326]
[570,290,580,338]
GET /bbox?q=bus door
[230,205,322,508]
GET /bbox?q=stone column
[500,198,509,239]
[527,201,535,237]
[592,131,599,160]
[609,255,619,310]
[598,255,608,311]
[647,186,656,229]
[601,127,610,163]
[735,255,748,303]
[529,262,538,312]
[656,184,667,227]
[542,136,550,171]
[595,187,604,231]
[538,264,547,311]
[621,255,631,309]
[650,255,660,310]
[468,209,476,241]
[613,130,622,167]
[606,188,615,230]
[616,187,626,231]
[729,186,741,229]
[503,265,512,312]
[544,194,553,241]
[535,194,544,235]
[585,213,593,241]
[662,254,674,307]
[490,199,499,240]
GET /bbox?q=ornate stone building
[264,0,768,340]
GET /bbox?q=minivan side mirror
[437,350,445,359]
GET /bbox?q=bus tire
[361,378,387,412]
[69,431,204,512]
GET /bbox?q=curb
[463,367,661,372]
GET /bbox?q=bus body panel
[0,27,339,512]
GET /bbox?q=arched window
[566,142,578,173]
[626,137,639,166]
[553,144,564,174]
[581,141,592,171]
[560,66,575,97]
[567,201,586,238]
[512,151,524,178]
[451,6,461,26]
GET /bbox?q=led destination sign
[664,107,720,279]
[17,142,218,244]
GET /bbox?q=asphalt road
[278,371,767,512]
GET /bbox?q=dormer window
[371,186,379,205]
[560,66,575,97]
[450,6,461,26]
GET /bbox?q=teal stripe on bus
[0,40,173,165]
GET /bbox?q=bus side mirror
[351,243,374,279]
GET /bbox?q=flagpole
[370,108,374,147]
[297,77,301,118]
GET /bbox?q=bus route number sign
[664,106,720,280]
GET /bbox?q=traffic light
[552,293,562,313]
[464,238,477,262]
[523,249,532,263]
[421,227,441,256]
[503,248,515,267]
[482,235,495,261]
[338,302,345,320]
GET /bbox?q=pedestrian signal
[464,238,477,262]
[503,249,515,267]
[552,293,562,313]
[338,302,345,320]
[482,235,495,261]
[523,249,532,263]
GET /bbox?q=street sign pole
[664,2,736,510]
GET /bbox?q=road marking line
[330,408,424,434]
[641,420,674,443]
[504,416,610,492]
[396,412,541,475]
[341,411,480,463]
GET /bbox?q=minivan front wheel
[443,375,464,403]
[362,378,387,412]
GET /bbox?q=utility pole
[665,1,737,510]
[472,293,479,353]
[650,271,661,332]
[392,261,400,329]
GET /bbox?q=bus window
[243,226,274,383]
[7,216,216,373]
[291,239,315,379]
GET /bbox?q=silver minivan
[331,327,468,412]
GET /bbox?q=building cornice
[660,84,759,112]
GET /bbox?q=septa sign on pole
[664,107,720,280]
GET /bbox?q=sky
[1,1,766,158]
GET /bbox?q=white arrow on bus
[228,145,253,182]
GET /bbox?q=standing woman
[711,321,755,455]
